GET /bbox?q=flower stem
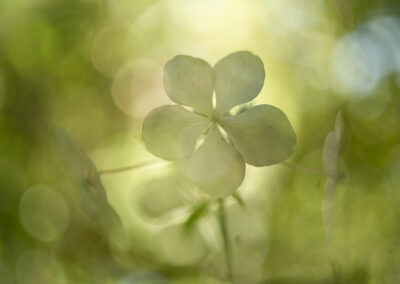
[98,160,163,175]
[218,198,233,282]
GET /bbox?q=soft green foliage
[2,0,400,283]
[52,129,128,251]
[142,51,296,197]
[52,129,105,200]
[184,201,209,233]
[19,185,69,242]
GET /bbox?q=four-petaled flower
[142,51,296,198]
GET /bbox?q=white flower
[142,51,296,198]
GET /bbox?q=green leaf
[213,51,265,115]
[232,192,246,209]
[142,105,209,160]
[184,201,209,233]
[222,104,297,166]
[164,55,214,115]
[181,127,245,198]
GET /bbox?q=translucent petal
[323,111,344,177]
[323,132,340,177]
[137,174,190,219]
[322,178,338,242]
[222,104,296,166]
[142,105,209,160]
[213,51,265,115]
[156,224,207,265]
[52,129,106,202]
[164,55,214,115]
[52,129,128,250]
[182,127,245,198]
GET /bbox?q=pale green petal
[52,128,95,179]
[142,105,209,160]
[52,129,128,250]
[323,111,344,177]
[52,129,106,202]
[164,55,214,115]
[182,127,245,198]
[322,111,344,243]
[137,174,190,218]
[323,132,340,177]
[156,224,207,265]
[334,110,344,139]
[221,104,296,166]
[322,178,338,242]
[213,51,265,115]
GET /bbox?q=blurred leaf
[52,128,107,206]
[137,174,190,219]
[156,224,208,266]
[232,193,245,209]
[52,129,128,250]
[184,201,209,233]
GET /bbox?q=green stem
[98,160,163,175]
[218,198,233,282]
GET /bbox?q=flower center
[210,115,219,124]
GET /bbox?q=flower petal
[142,105,209,160]
[164,55,214,115]
[213,51,265,115]
[181,127,245,198]
[323,111,344,178]
[52,129,106,201]
[221,104,296,166]
[52,129,128,250]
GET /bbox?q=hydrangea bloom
[142,51,296,198]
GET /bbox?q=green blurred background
[1,0,400,283]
